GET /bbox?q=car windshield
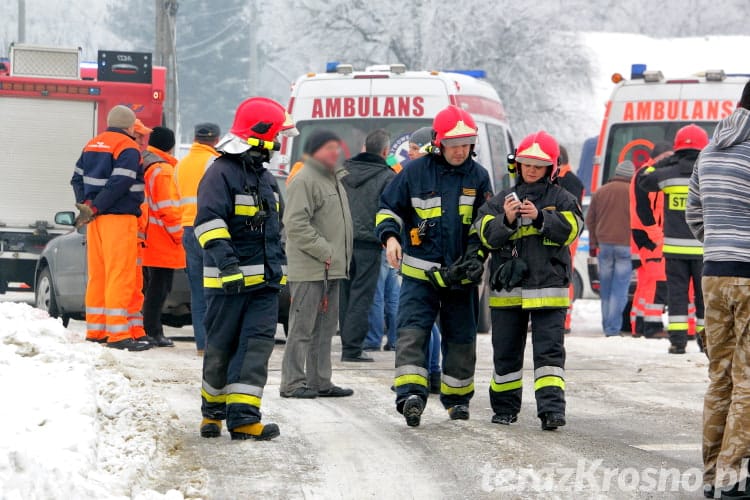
[291,119,432,165]
[603,122,718,183]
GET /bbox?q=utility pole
[17,0,26,43]
[155,0,179,133]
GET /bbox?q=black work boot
[540,412,566,431]
[448,405,470,420]
[229,422,280,441]
[200,418,222,438]
[492,413,518,425]
[402,395,424,427]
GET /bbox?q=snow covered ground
[0,295,711,499]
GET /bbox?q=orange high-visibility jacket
[142,146,186,269]
[174,142,219,227]
[630,162,664,261]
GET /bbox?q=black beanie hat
[304,129,340,155]
[148,126,176,152]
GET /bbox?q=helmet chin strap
[239,148,270,170]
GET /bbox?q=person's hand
[74,202,96,228]
[503,196,521,224]
[220,264,244,294]
[519,199,538,221]
[386,237,402,269]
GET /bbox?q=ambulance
[275,63,514,191]
[591,64,749,192]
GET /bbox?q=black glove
[490,258,528,292]
[425,266,463,289]
[220,264,244,294]
[459,257,484,284]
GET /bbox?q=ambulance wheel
[572,270,583,301]
[477,283,491,334]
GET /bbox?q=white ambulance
[275,63,514,191]
[591,65,749,192]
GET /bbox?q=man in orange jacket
[141,126,185,347]
[174,123,221,355]
[71,105,151,351]
[630,142,671,338]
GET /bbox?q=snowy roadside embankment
[0,302,182,500]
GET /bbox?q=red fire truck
[0,44,165,293]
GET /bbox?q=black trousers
[489,307,566,417]
[339,242,383,358]
[665,257,704,348]
[143,266,174,338]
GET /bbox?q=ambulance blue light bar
[326,61,340,73]
[631,64,647,80]
[443,69,487,79]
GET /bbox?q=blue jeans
[183,226,207,350]
[365,252,399,349]
[428,323,441,375]
[598,244,632,335]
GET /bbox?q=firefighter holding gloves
[194,97,288,441]
[474,131,582,431]
[375,105,492,427]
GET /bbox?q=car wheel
[572,270,583,301]
[36,266,60,319]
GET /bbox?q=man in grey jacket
[280,130,354,398]
[686,81,750,498]
[339,129,396,362]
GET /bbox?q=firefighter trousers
[394,279,478,411]
[85,215,138,344]
[489,307,566,417]
[665,258,704,349]
[201,287,278,430]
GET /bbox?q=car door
[52,226,88,311]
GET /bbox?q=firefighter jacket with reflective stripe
[476,179,582,309]
[639,150,703,259]
[174,142,219,227]
[630,164,664,260]
[194,153,286,294]
[141,147,186,269]
[71,128,144,216]
[375,153,492,284]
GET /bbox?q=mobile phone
[505,192,520,202]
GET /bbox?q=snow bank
[0,302,182,500]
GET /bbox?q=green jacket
[283,157,353,281]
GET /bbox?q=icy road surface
[0,295,709,499]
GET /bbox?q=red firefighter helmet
[432,105,478,148]
[218,97,287,154]
[515,131,561,179]
[673,124,709,152]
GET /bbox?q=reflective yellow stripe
[534,376,565,391]
[375,213,393,226]
[432,271,447,287]
[235,205,260,216]
[204,274,266,288]
[198,227,231,247]
[222,272,243,283]
[509,226,542,240]
[489,295,523,307]
[400,264,429,281]
[479,215,497,249]
[458,205,473,224]
[280,276,288,285]
[560,210,580,246]
[394,374,428,387]
[522,296,569,309]
[667,322,689,331]
[490,379,523,392]
[662,185,689,195]
[201,388,226,404]
[662,245,703,255]
[414,207,442,219]
[226,393,262,408]
[441,382,474,395]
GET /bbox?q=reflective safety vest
[174,142,219,227]
[194,153,286,294]
[475,179,582,309]
[375,153,492,284]
[638,151,703,259]
[141,147,186,269]
[630,163,665,260]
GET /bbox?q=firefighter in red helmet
[195,97,288,441]
[639,123,709,354]
[475,131,582,430]
[375,104,493,427]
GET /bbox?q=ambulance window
[486,124,511,191]
[604,122,717,183]
[291,119,431,165]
